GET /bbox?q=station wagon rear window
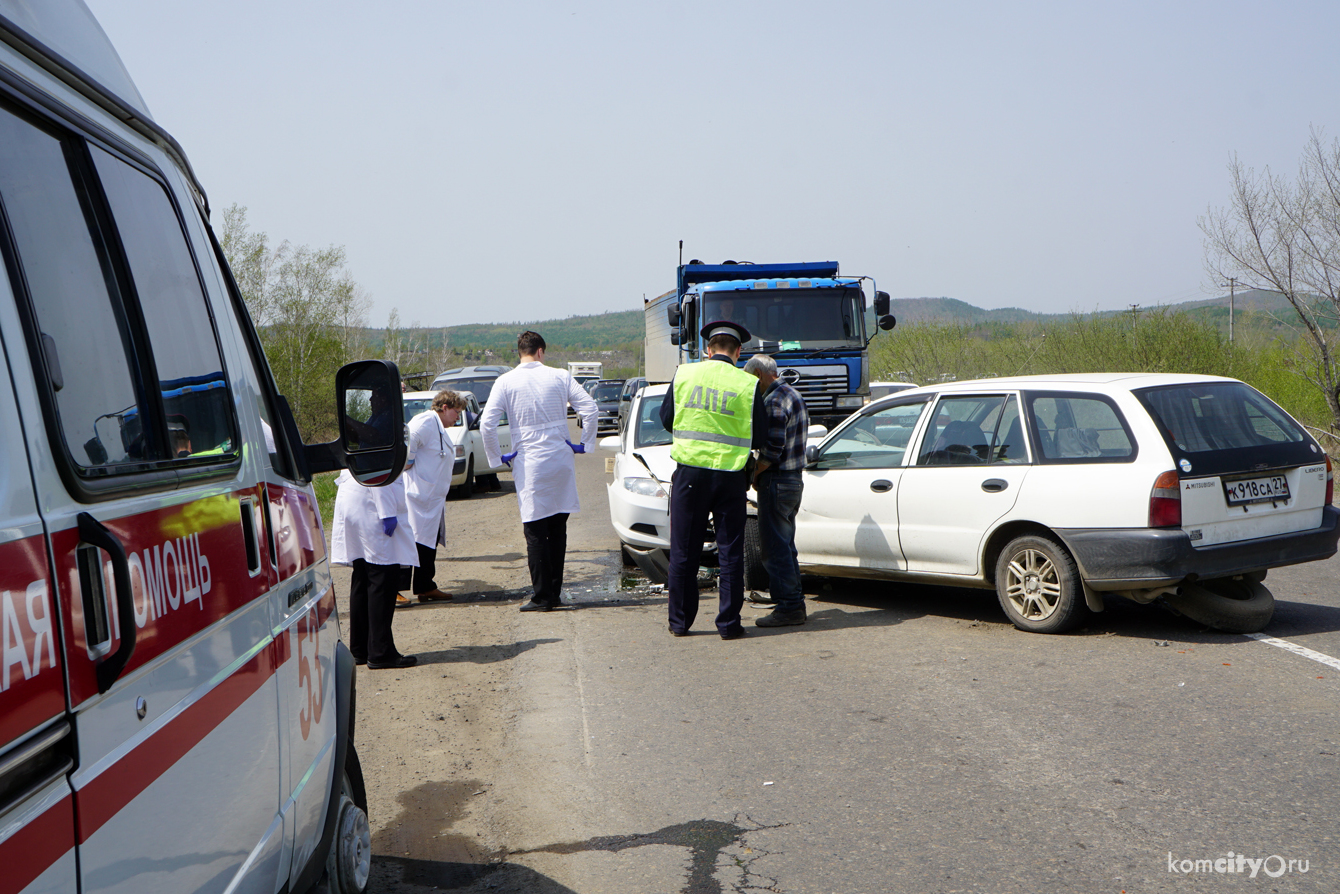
[1134,382,1316,477]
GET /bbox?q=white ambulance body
[0,4,400,893]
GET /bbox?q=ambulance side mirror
[302,360,408,485]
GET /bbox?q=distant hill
[381,288,1316,362]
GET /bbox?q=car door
[796,397,930,572]
[897,392,1031,576]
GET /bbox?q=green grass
[312,471,338,531]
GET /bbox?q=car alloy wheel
[994,535,1087,633]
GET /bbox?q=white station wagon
[763,373,1338,633]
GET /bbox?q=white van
[0,4,403,893]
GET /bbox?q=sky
[84,0,1340,329]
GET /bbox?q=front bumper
[1056,505,1340,590]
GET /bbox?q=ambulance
[0,3,403,892]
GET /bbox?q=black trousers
[412,541,439,594]
[522,512,569,605]
[348,558,400,663]
[667,465,747,635]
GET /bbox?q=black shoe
[756,609,807,627]
[367,654,417,669]
[720,627,747,640]
[520,600,554,612]
[668,625,689,637]
[353,656,367,666]
[746,591,775,606]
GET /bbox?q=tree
[219,204,369,440]
[1202,131,1340,443]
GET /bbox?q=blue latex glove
[501,450,518,466]
[566,439,586,455]
[380,517,397,537]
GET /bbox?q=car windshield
[703,287,865,349]
[635,392,671,448]
[440,376,497,404]
[593,382,622,400]
[402,399,432,423]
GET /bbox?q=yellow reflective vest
[670,359,757,471]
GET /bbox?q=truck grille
[779,365,849,412]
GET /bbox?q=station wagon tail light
[1148,470,1181,528]
[1327,455,1334,506]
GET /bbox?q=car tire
[743,516,769,592]
[459,457,475,497]
[994,535,1088,633]
[1163,578,1275,633]
[323,748,371,894]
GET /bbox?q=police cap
[699,319,751,345]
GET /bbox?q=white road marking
[1246,633,1340,672]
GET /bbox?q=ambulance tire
[325,748,371,894]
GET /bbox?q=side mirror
[666,304,681,327]
[878,314,897,332]
[302,359,407,484]
[670,331,681,346]
[873,290,890,316]
[804,443,821,465]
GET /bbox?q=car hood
[625,443,675,483]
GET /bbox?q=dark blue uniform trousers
[667,464,747,636]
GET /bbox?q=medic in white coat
[481,332,598,611]
[403,391,465,601]
[482,360,597,522]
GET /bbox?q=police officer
[660,320,766,639]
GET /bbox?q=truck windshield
[703,288,865,349]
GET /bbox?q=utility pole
[1228,277,1237,344]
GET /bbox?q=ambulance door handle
[77,513,137,694]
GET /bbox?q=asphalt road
[355,424,1340,893]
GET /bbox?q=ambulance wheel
[325,749,370,894]
[743,516,769,592]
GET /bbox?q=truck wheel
[324,748,371,894]
[1163,578,1275,633]
[743,516,769,592]
[994,535,1088,633]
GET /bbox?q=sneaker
[755,609,806,627]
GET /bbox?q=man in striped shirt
[744,354,809,627]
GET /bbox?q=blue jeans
[757,470,804,612]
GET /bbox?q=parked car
[429,364,511,407]
[603,384,676,582]
[403,391,511,495]
[581,379,626,435]
[618,376,649,432]
[755,373,1337,634]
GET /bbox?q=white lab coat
[403,410,451,548]
[330,470,419,566]
[482,362,597,523]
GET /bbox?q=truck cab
[646,260,895,427]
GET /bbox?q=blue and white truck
[645,258,896,427]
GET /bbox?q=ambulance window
[91,148,236,460]
[0,103,152,470]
